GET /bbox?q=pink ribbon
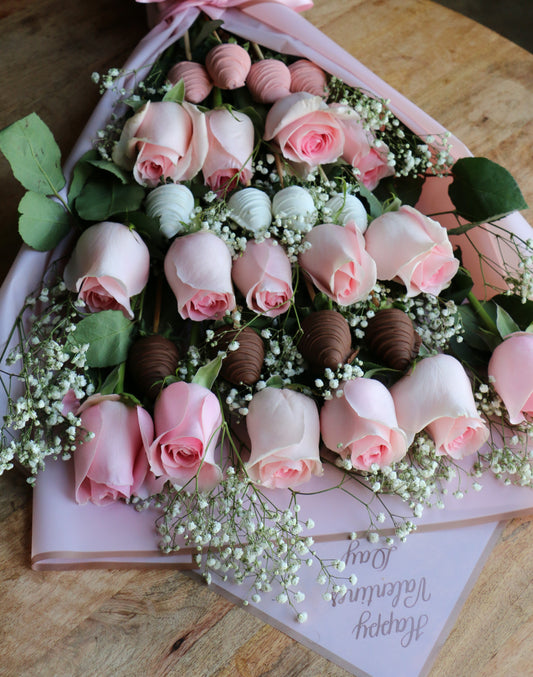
[136,0,313,24]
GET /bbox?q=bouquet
[0,0,532,618]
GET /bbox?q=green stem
[467,291,499,335]
[213,87,223,108]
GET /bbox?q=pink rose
[63,221,150,319]
[245,387,323,489]
[112,101,208,187]
[164,230,236,321]
[299,221,377,305]
[202,108,254,194]
[320,378,408,471]
[488,332,533,424]
[390,354,489,459]
[147,382,223,490]
[74,394,154,505]
[333,106,394,190]
[365,205,459,296]
[264,92,345,171]
[232,239,293,318]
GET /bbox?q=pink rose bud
[167,61,213,103]
[299,221,377,305]
[264,92,345,171]
[245,387,323,489]
[147,381,223,491]
[164,230,236,321]
[488,332,533,424]
[288,59,329,98]
[205,43,251,89]
[232,239,293,318]
[390,354,489,459]
[112,100,208,187]
[334,106,394,190]
[320,378,408,471]
[202,108,254,195]
[63,221,150,319]
[246,59,292,103]
[74,394,154,505]
[365,205,459,297]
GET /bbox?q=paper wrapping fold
[0,2,529,569]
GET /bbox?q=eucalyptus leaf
[18,192,71,251]
[0,113,65,195]
[448,157,527,223]
[75,179,145,221]
[69,310,133,367]
[192,354,223,390]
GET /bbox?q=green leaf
[357,183,383,219]
[448,157,528,223]
[87,160,132,184]
[192,19,224,50]
[0,113,65,194]
[163,79,185,104]
[495,304,521,338]
[265,375,284,389]
[100,362,126,395]
[67,150,99,207]
[75,179,145,221]
[69,310,133,367]
[192,355,223,390]
[374,174,424,207]
[18,192,71,251]
[312,293,333,312]
[440,265,473,304]
[490,294,533,330]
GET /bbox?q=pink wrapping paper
[0,0,530,569]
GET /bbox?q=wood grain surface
[1,1,532,675]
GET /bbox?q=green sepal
[192,354,224,390]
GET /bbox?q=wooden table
[1,1,532,675]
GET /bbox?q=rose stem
[184,30,192,61]
[303,273,316,303]
[467,290,499,335]
[274,154,285,188]
[251,42,264,60]
[153,275,163,335]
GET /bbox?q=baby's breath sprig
[463,225,533,301]
[326,77,453,179]
[471,381,533,488]
[0,276,94,481]
[142,466,357,619]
